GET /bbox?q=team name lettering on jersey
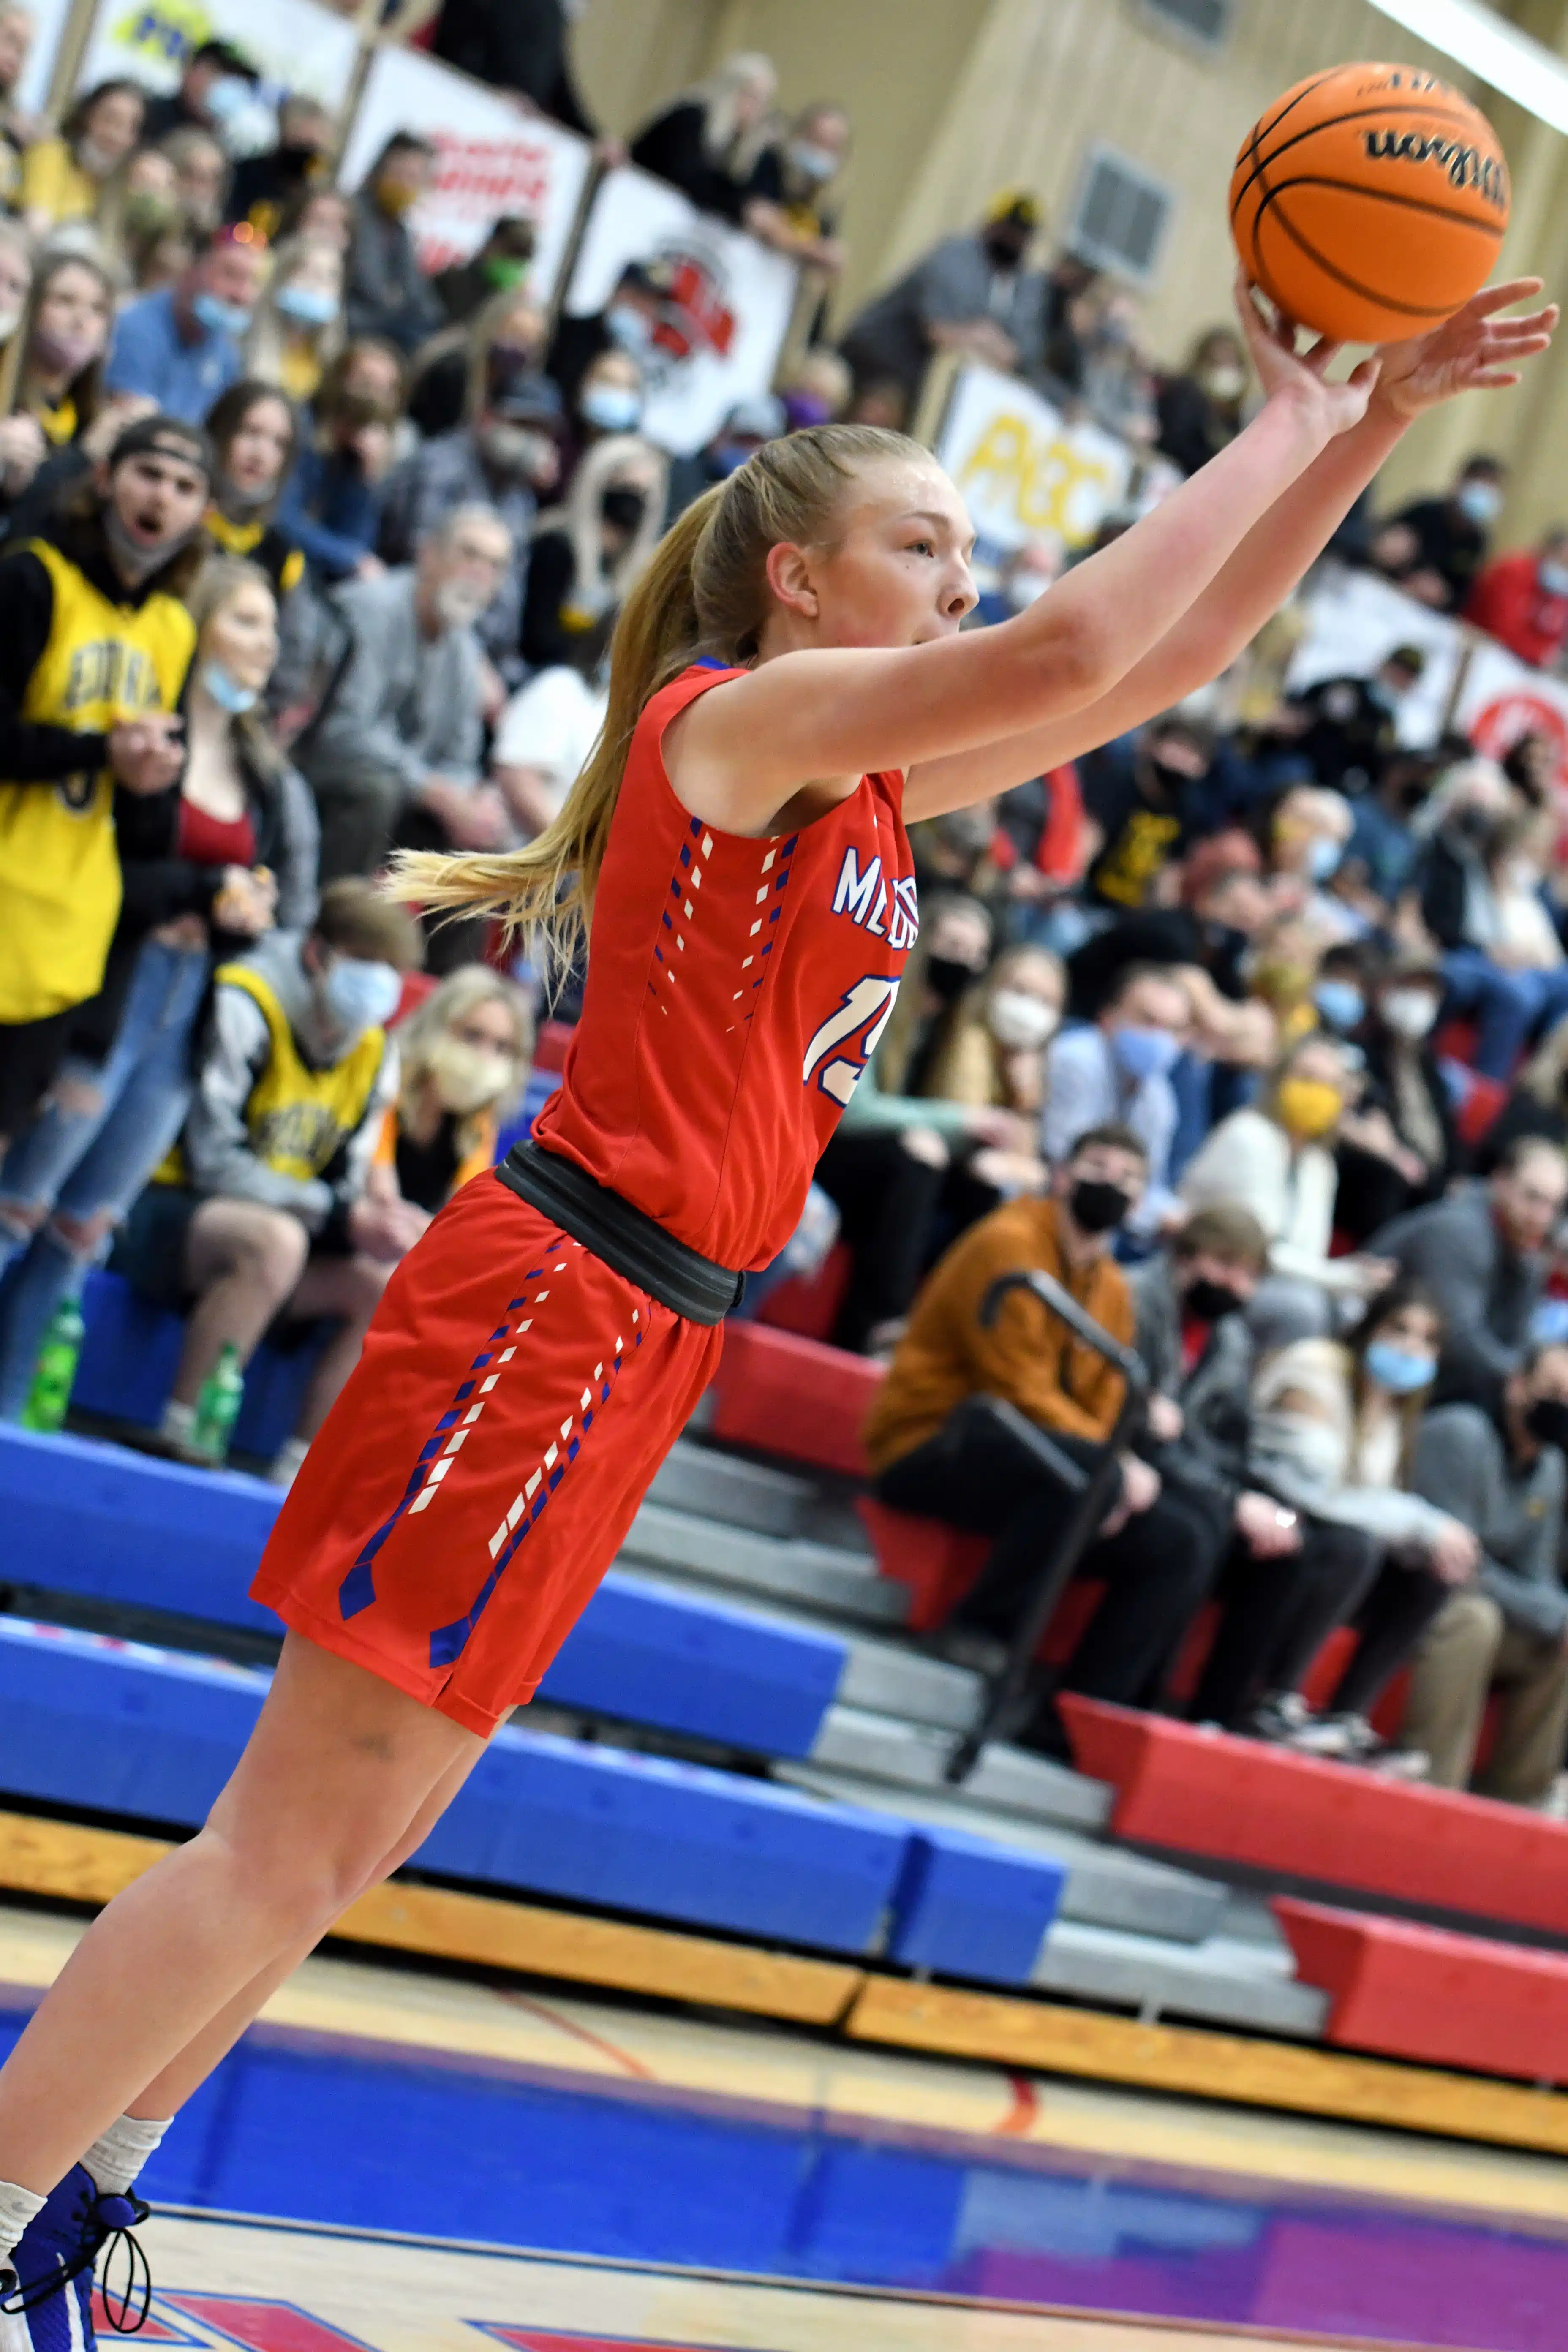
[62,640,161,715]
[831,847,919,952]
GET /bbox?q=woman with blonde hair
[376,966,532,1214]
[0,272,1548,2323]
[630,51,779,223]
[20,77,144,235]
[243,235,345,405]
[920,941,1064,1113]
[520,430,668,675]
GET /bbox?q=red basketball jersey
[533,661,917,1269]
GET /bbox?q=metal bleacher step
[621,1499,906,1628]
[797,1707,1112,1835]
[648,1440,814,1542]
[1033,1916,1331,2039]
[777,1765,1225,1942]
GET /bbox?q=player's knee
[230,1209,310,1299]
[0,1196,48,1241]
[50,1206,115,1260]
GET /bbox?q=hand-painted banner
[78,0,361,112]
[935,363,1133,558]
[562,164,799,459]
[340,44,592,301]
[1283,564,1467,752]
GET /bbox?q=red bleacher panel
[708,1322,880,1477]
[533,1020,576,1074]
[757,1243,852,1341]
[1275,1898,1568,2083]
[391,973,436,1026]
[1057,1695,1568,1940]
[855,1497,988,1629]
[1456,1073,1509,1146]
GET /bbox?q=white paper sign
[935,364,1133,557]
[340,45,591,303]
[1284,564,1465,751]
[77,0,362,110]
[563,164,799,459]
[1454,634,1568,793]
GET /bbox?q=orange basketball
[1230,63,1510,344]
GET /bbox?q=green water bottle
[191,1343,245,1464]
[20,1298,85,1433]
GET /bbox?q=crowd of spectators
[2,2,1568,1810]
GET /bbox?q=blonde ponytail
[384,422,925,986]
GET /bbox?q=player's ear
[765,539,819,623]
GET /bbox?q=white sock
[269,1434,310,1488]
[0,2179,45,2265]
[82,2113,171,2198]
[160,1399,196,1446]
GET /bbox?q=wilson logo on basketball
[1363,129,1508,210]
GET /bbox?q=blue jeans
[1440,946,1568,1081]
[0,939,208,1418]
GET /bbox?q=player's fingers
[1302,333,1344,373]
[1470,368,1521,389]
[1345,356,1382,393]
[1470,276,1546,316]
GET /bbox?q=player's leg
[0,1631,483,2206]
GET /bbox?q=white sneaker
[268,1435,310,1489]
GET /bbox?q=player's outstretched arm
[667,315,1378,838]
[904,278,1556,818]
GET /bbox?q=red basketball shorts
[251,1170,722,1736]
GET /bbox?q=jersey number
[802,975,900,1106]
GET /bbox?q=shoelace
[0,2190,152,2335]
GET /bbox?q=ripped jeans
[0,939,208,1418]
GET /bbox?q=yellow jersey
[161,962,388,1186]
[0,540,196,1023]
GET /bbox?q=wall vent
[1064,146,1175,283]
[1135,0,1233,54]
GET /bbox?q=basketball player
[0,275,1552,2346]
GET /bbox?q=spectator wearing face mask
[407,285,548,441]
[545,259,667,414]
[21,77,145,236]
[630,51,778,224]
[1053,283,1158,446]
[743,101,851,284]
[244,235,344,406]
[1342,747,1444,912]
[374,966,532,1215]
[1156,327,1250,479]
[1400,1340,1568,1802]
[295,503,512,890]
[1333,958,1457,1247]
[1201,1277,1471,1769]
[278,339,406,585]
[1309,940,1371,1046]
[226,95,337,245]
[346,131,443,356]
[563,347,645,489]
[0,253,115,531]
[1418,757,1568,1080]
[1079,713,1224,917]
[142,39,258,144]
[839,191,1048,411]
[1043,963,1189,1239]
[106,225,265,425]
[868,1127,1230,1743]
[778,344,851,433]
[1369,453,1506,614]
[433,215,537,327]
[1465,525,1568,670]
[664,392,785,522]
[974,536,1061,629]
[1182,1036,1391,1344]
[1268,644,1426,796]
[520,433,667,678]
[1266,784,1356,940]
[114,879,424,1488]
[381,363,562,687]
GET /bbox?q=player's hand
[1372,278,1558,420]
[1234,272,1381,437]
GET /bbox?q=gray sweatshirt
[182,929,399,1234]
[1410,1402,1568,1644]
[296,566,484,811]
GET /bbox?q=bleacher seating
[706,1320,879,1477]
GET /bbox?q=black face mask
[601,485,646,533]
[1069,1178,1132,1236]
[1396,779,1431,814]
[1148,755,1199,798]
[1184,1276,1247,1323]
[925,953,976,1004]
[1526,1398,1568,1450]
[275,142,323,180]
[982,230,1027,269]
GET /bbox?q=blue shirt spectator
[106,233,265,422]
[1041,964,1191,1238]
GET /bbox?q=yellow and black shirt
[0,525,196,1024]
[204,508,306,601]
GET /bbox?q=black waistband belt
[495,1141,744,1327]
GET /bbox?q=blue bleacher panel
[0,1620,904,1954]
[886,1827,1066,1986]
[74,1269,323,1461]
[0,1428,847,1759]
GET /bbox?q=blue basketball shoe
[0,2166,151,2349]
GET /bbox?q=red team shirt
[254,663,920,1732]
